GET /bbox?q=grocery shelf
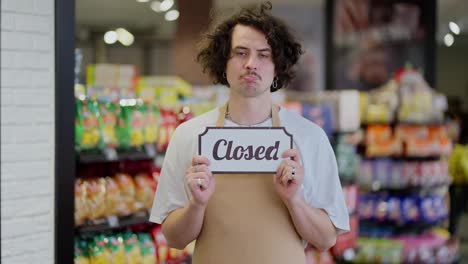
[359,217,448,236]
[360,181,450,195]
[77,145,159,164]
[76,210,151,234]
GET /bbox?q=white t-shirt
[150,106,350,234]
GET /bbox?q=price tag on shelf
[144,144,156,157]
[155,153,165,168]
[103,147,118,161]
[107,216,119,227]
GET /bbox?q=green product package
[123,232,142,264]
[106,234,126,264]
[76,99,104,150]
[74,238,90,264]
[118,104,145,149]
[88,235,111,263]
[98,100,120,148]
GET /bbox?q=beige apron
[192,104,306,264]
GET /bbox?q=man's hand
[274,149,304,205]
[186,155,215,208]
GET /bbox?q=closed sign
[198,127,293,173]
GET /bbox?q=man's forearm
[161,201,206,249]
[285,197,337,251]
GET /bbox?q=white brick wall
[1,0,55,263]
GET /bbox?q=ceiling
[76,0,468,41]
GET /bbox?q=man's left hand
[274,149,304,204]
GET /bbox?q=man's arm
[162,155,214,249]
[161,201,206,249]
[285,197,337,251]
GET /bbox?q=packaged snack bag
[107,234,126,264]
[138,233,157,264]
[123,232,142,264]
[152,225,169,263]
[118,102,145,148]
[99,100,119,148]
[134,173,157,210]
[104,177,120,217]
[75,98,85,151]
[86,178,107,220]
[387,196,402,223]
[75,179,89,226]
[401,196,420,224]
[76,99,103,150]
[420,196,437,223]
[115,173,136,216]
[88,235,112,264]
[156,108,178,152]
[74,238,90,264]
[143,103,161,145]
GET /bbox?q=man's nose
[245,54,258,70]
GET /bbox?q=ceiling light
[449,21,460,35]
[151,1,163,12]
[444,33,454,47]
[136,0,150,2]
[160,0,174,12]
[165,10,179,21]
[115,28,135,46]
[103,31,118,44]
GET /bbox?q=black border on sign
[55,0,75,263]
[198,127,293,174]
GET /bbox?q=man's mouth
[241,73,260,82]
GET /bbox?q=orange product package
[115,173,136,216]
[75,179,89,226]
[105,176,120,217]
[366,125,393,145]
[395,125,429,142]
[86,178,107,220]
[134,173,157,210]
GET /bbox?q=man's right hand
[186,155,215,208]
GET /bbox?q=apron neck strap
[216,102,281,127]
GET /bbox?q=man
[150,3,349,263]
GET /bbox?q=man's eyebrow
[257,48,271,52]
[233,46,248,50]
[232,46,271,52]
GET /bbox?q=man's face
[225,24,276,98]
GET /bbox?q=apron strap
[216,104,228,127]
[216,102,281,128]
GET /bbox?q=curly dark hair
[196,2,303,92]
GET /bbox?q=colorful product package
[134,173,157,210]
[88,235,112,264]
[76,99,103,150]
[104,177,120,217]
[138,233,157,264]
[115,173,136,216]
[143,103,161,145]
[401,196,420,224]
[85,178,107,220]
[107,234,126,264]
[118,103,145,148]
[98,100,120,148]
[156,108,178,152]
[74,238,90,264]
[75,179,89,226]
[123,232,142,264]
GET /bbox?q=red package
[332,215,358,257]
